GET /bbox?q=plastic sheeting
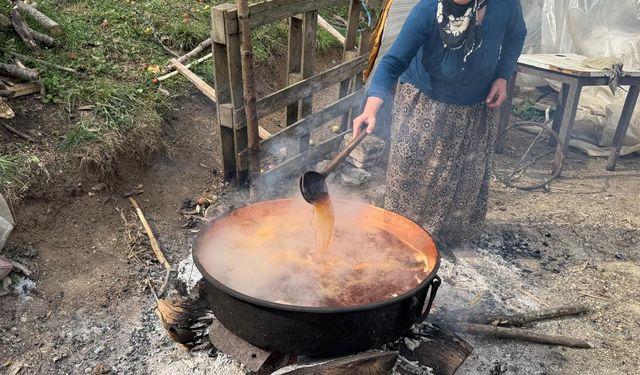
[521,0,640,155]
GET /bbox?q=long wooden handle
[320,131,368,177]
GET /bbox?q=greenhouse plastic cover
[367,0,640,156]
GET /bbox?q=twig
[581,292,609,301]
[2,50,76,74]
[154,52,212,84]
[9,259,32,276]
[123,188,144,198]
[129,197,172,270]
[16,1,62,34]
[147,278,159,301]
[163,37,212,72]
[463,323,592,348]
[519,287,549,307]
[2,123,35,142]
[158,269,174,297]
[10,8,38,49]
[467,305,590,327]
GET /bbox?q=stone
[340,166,371,187]
[340,134,386,169]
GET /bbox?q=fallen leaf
[100,19,109,28]
[146,64,161,74]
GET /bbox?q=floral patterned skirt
[384,83,498,248]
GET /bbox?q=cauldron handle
[411,275,441,323]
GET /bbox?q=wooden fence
[211,0,379,185]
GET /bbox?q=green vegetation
[511,100,550,123]
[0,0,345,198]
[0,153,40,202]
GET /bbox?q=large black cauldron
[194,199,441,357]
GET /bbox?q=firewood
[10,8,38,49]
[463,323,592,349]
[6,82,42,98]
[275,351,398,375]
[16,1,62,35]
[0,63,38,81]
[129,197,171,270]
[25,24,55,47]
[468,305,590,327]
[154,52,211,83]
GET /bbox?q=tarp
[366,0,640,156]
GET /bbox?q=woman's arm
[494,1,527,81]
[354,1,431,137]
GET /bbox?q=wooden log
[0,14,11,28]
[128,197,172,270]
[170,58,217,102]
[467,305,590,327]
[235,0,261,184]
[463,323,592,349]
[247,0,344,28]
[209,320,273,373]
[234,55,368,125]
[276,351,398,375]
[398,324,473,375]
[318,15,345,45]
[10,9,38,49]
[156,294,212,349]
[26,25,56,47]
[0,63,38,81]
[16,1,62,35]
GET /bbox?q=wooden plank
[235,55,368,125]
[170,59,217,103]
[259,130,349,186]
[318,15,345,45]
[7,82,41,97]
[518,54,640,78]
[248,0,344,28]
[286,16,303,126]
[277,352,397,375]
[261,89,363,152]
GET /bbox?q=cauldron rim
[193,198,441,314]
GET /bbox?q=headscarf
[436,0,487,62]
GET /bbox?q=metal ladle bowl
[300,131,368,204]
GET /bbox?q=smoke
[197,196,432,307]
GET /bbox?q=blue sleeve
[494,1,527,80]
[368,1,430,102]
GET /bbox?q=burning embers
[198,198,431,307]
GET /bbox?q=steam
[197,193,430,307]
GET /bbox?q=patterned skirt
[384,83,498,248]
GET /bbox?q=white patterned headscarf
[436,0,487,62]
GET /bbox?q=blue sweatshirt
[368,0,527,105]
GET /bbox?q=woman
[354,0,526,248]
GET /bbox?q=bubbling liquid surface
[199,200,430,307]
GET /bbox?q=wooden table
[495,53,640,173]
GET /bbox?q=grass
[0,153,40,203]
[0,0,345,196]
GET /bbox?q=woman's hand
[353,97,384,138]
[485,78,508,109]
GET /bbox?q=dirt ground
[2,53,640,374]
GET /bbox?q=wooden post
[236,0,261,186]
[286,16,303,127]
[212,4,237,181]
[298,10,318,153]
